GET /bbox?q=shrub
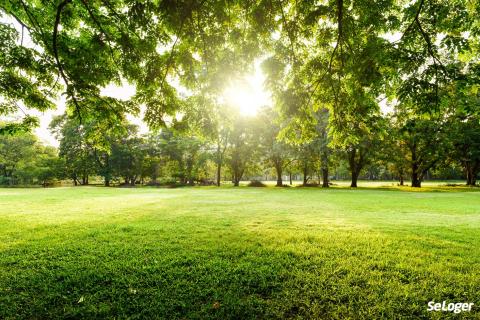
[300,183,319,187]
[247,180,267,187]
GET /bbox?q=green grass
[1,186,479,319]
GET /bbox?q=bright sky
[223,60,272,116]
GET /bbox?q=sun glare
[223,63,271,116]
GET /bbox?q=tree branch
[400,0,425,41]
[53,0,82,122]
[18,0,49,45]
[0,9,31,32]
[79,0,119,68]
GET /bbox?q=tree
[141,133,166,185]
[448,60,480,186]
[311,109,331,188]
[390,0,476,187]
[1,1,275,134]
[0,128,62,186]
[109,125,144,186]
[49,115,97,185]
[0,19,55,134]
[393,114,447,188]
[450,115,480,186]
[178,95,233,187]
[227,116,258,186]
[256,106,293,187]
[261,0,396,188]
[34,146,64,187]
[0,130,37,185]
[384,124,410,186]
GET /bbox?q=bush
[445,183,463,187]
[299,183,319,187]
[247,180,267,187]
[146,181,162,186]
[197,179,216,186]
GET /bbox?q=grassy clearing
[1,185,479,319]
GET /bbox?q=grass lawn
[1,185,479,319]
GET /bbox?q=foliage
[0,131,62,185]
[227,115,260,186]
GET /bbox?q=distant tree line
[1,103,477,188]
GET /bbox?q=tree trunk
[410,142,422,188]
[302,163,308,186]
[216,162,221,187]
[399,175,404,186]
[411,162,421,187]
[289,172,292,185]
[233,171,239,187]
[105,178,110,187]
[350,169,359,188]
[411,171,421,187]
[473,162,480,186]
[232,166,244,187]
[466,163,472,185]
[72,172,78,186]
[465,162,477,186]
[320,145,330,187]
[348,148,363,188]
[275,164,283,187]
[322,167,329,188]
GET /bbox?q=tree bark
[302,163,308,186]
[321,146,330,187]
[275,163,283,187]
[322,167,329,188]
[216,162,221,186]
[350,169,359,188]
[464,162,479,186]
[233,179,240,187]
[232,167,243,187]
[348,148,364,188]
[411,170,422,187]
[410,142,421,188]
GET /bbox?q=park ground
[0,183,479,319]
